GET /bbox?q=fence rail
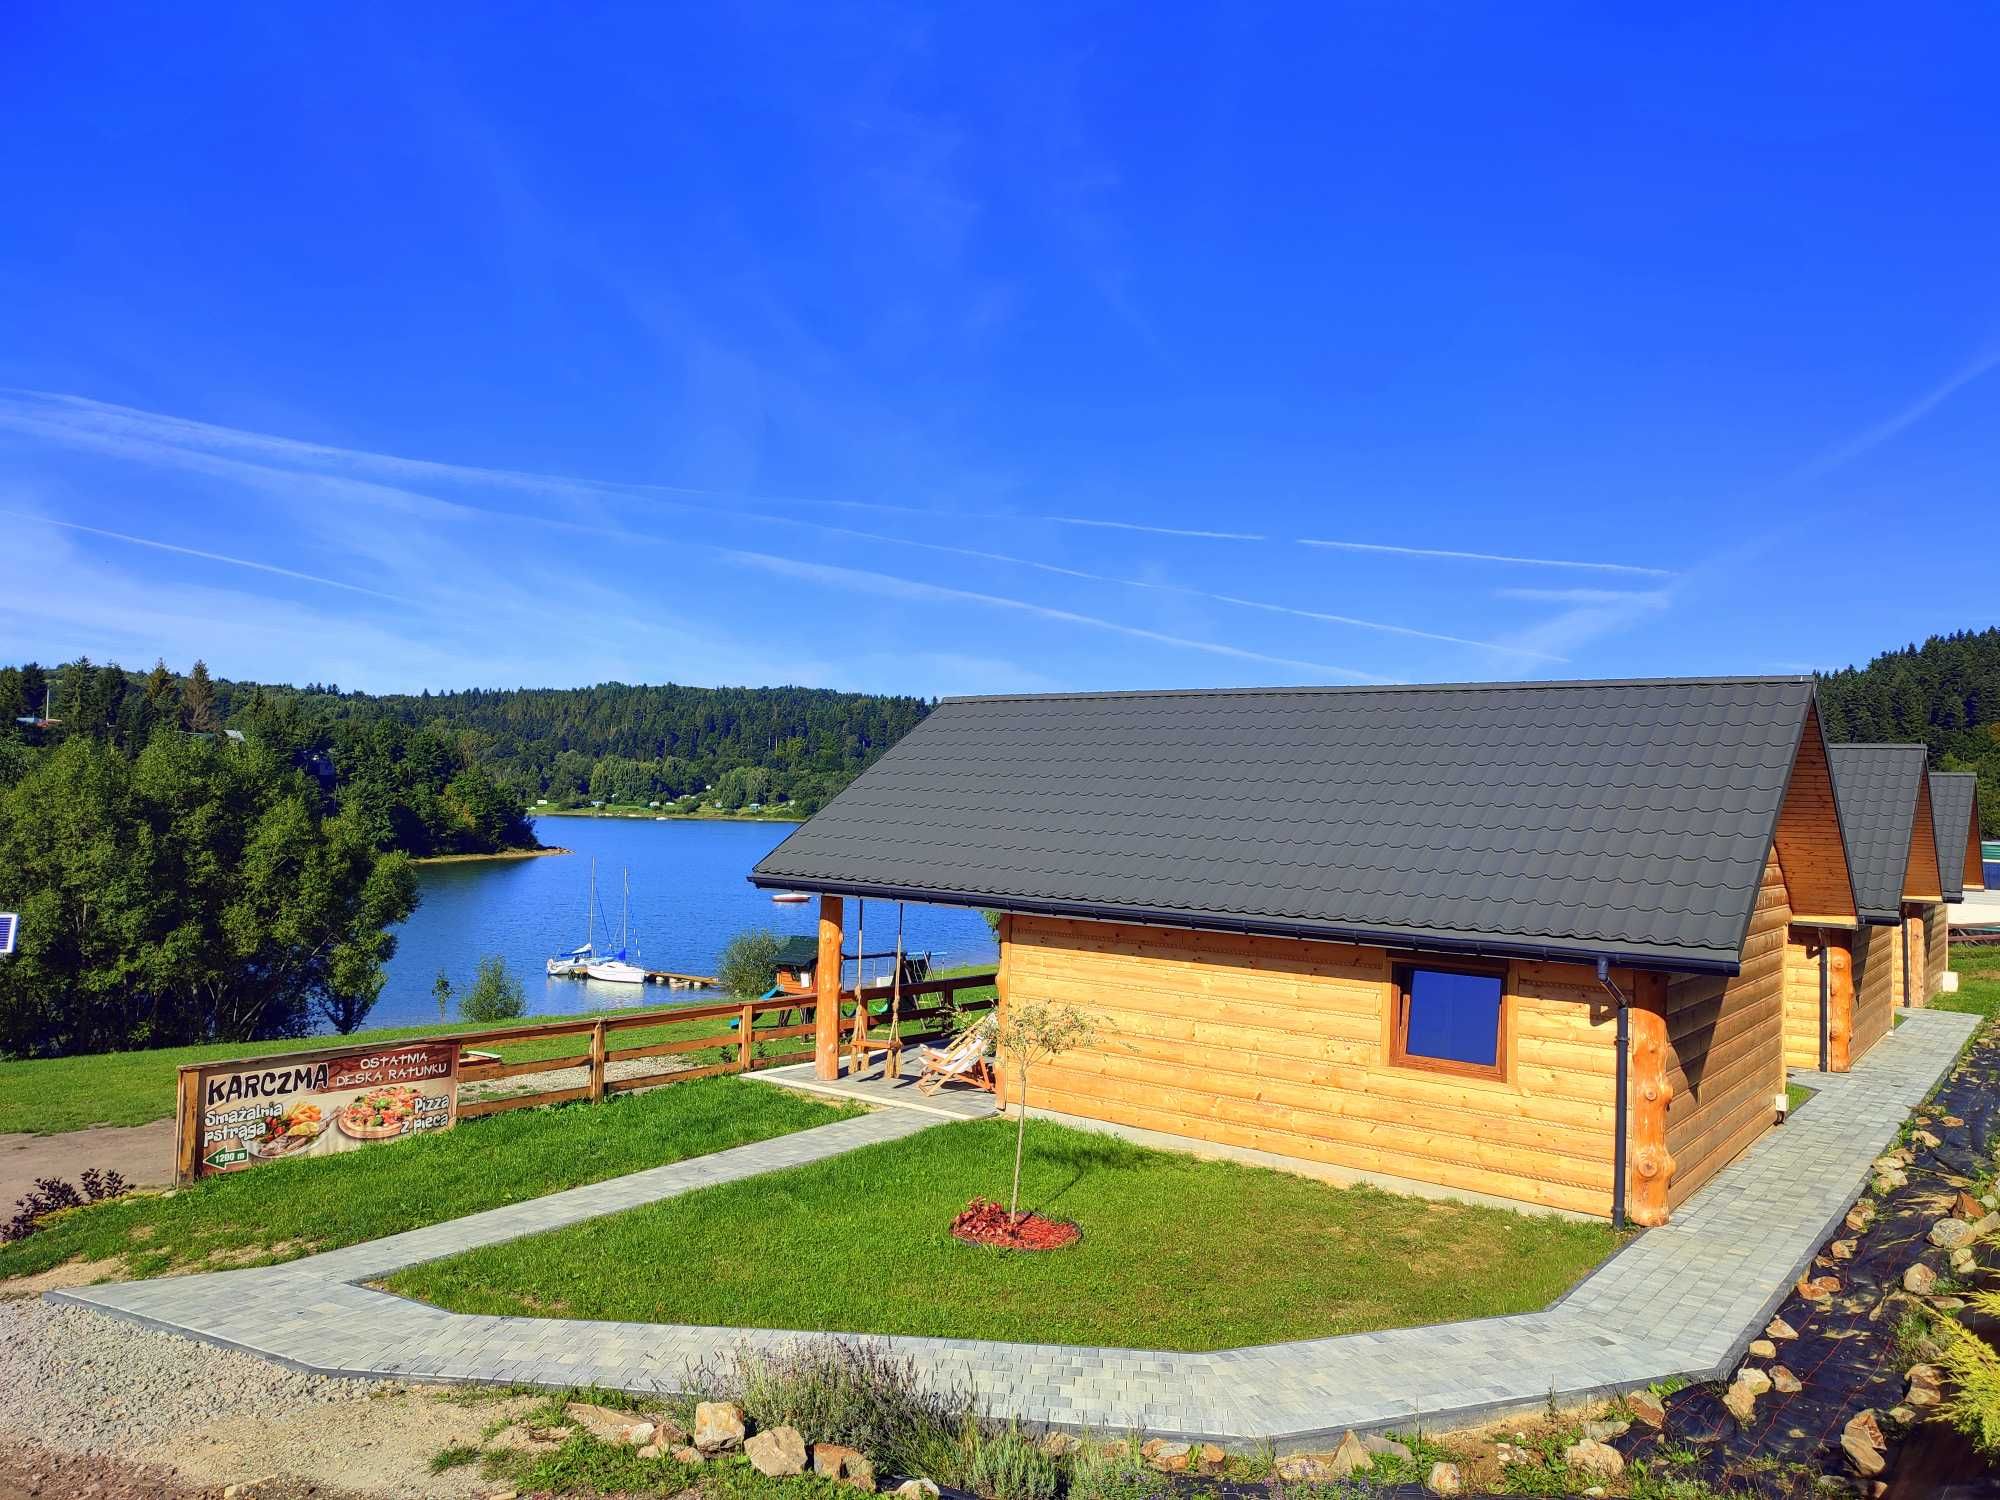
[453,970,997,1117]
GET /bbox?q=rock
[1581,1417,1629,1442]
[1845,1410,1885,1450]
[636,1442,665,1460]
[1493,1442,1533,1467]
[1583,1490,1606,1499]
[1275,1454,1332,1482]
[1772,1365,1802,1394]
[1932,1218,1976,1250]
[1143,1439,1192,1472]
[1913,1129,1942,1148]
[893,1482,940,1500]
[1907,1363,1942,1392]
[747,1427,808,1478]
[1799,1276,1839,1303]
[1976,1212,2000,1239]
[1361,1434,1412,1461]
[1041,1434,1079,1459]
[1767,1316,1799,1340]
[487,1425,561,1455]
[1327,1431,1373,1477]
[672,1446,705,1464]
[223,1483,278,1499]
[624,1422,658,1447]
[1944,1115,1966,1128]
[1953,1246,1978,1275]
[812,1441,875,1489]
[1738,1367,1773,1396]
[1831,1239,1857,1261]
[1846,1204,1876,1234]
[1904,1262,1939,1294]
[1933,1295,1969,1313]
[1842,1431,1886,1478]
[1723,1378,1760,1425]
[1564,1439,1624,1480]
[693,1401,747,1454]
[1749,1339,1778,1359]
[1424,1460,1462,1496]
[1626,1390,1666,1427]
[1956,1192,1984,1220]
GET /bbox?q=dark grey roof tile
[1827,744,1928,922]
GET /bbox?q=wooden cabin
[1930,770,1989,993]
[1784,745,1939,1072]
[752,678,1859,1226]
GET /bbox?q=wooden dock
[643,968,719,989]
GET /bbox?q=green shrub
[1940,1289,2000,1454]
[1065,1437,1151,1500]
[718,929,784,999]
[702,1341,977,1482]
[459,956,526,1023]
[969,1426,1059,1500]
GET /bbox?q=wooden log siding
[1662,850,1789,1210]
[1001,915,1630,1220]
[1781,928,1854,1073]
[1925,903,1949,1001]
[1850,922,1896,1065]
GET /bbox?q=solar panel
[0,913,15,956]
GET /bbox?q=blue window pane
[1404,969,1502,1068]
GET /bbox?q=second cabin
[753,676,1861,1227]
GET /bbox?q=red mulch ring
[949,1197,1081,1251]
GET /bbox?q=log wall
[1851,922,1896,1064]
[1926,903,1949,999]
[1781,932,1823,1073]
[1662,851,1789,1209]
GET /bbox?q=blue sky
[2,5,1995,698]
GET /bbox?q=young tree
[432,968,454,1022]
[459,955,526,1023]
[982,1000,1099,1217]
[717,928,783,998]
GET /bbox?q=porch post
[815,894,844,1080]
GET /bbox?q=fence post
[739,1002,755,1071]
[589,1019,606,1101]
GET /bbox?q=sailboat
[546,858,599,977]
[585,867,649,984]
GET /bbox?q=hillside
[1816,627,2000,834]
[1,662,932,833]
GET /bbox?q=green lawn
[0,1076,851,1283]
[1934,940,2000,1020]
[0,974,994,1135]
[386,1116,1618,1352]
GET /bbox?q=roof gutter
[746,874,1743,978]
[1595,957,1630,1233]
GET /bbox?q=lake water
[369,817,997,1030]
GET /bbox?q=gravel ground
[0,1298,375,1456]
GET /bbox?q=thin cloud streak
[1494,586,1673,606]
[1783,346,2000,488]
[0,509,406,601]
[1299,537,1674,577]
[722,552,1390,682]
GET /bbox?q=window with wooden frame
[1390,961,1509,1080]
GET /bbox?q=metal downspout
[1596,957,1630,1231]
[1818,932,1830,1073]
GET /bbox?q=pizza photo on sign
[336,1084,433,1140]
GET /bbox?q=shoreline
[410,846,572,866]
[528,808,804,825]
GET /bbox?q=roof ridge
[940,674,1815,706]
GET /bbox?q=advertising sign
[186,1041,460,1177]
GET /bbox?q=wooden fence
[454,970,998,1117]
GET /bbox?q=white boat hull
[585,960,648,985]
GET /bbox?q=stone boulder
[1625,1390,1666,1427]
[893,1481,940,1500]
[1737,1367,1772,1397]
[1748,1338,1778,1359]
[1425,1460,1462,1496]
[747,1427,808,1478]
[1723,1378,1760,1425]
[1931,1218,1976,1250]
[1564,1439,1624,1480]
[1142,1440,1191,1473]
[1361,1434,1412,1462]
[566,1402,648,1445]
[1772,1366,1802,1394]
[1326,1432,1373,1478]
[1766,1316,1798,1341]
[693,1401,747,1454]
[813,1443,876,1490]
[1904,1262,1939,1295]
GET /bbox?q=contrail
[3,510,404,600]
[1494,586,1672,606]
[1298,538,1675,577]
[1783,346,2000,487]
[723,552,1390,682]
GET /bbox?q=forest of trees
[184,677,931,818]
[1816,627,2000,835]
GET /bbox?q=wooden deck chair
[914,1015,997,1096]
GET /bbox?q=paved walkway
[51,1009,1976,1446]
